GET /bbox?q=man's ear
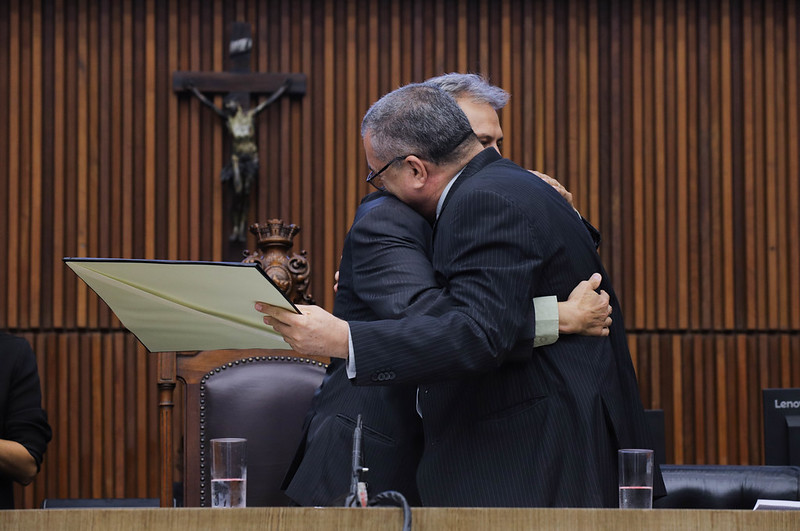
[405,155,428,189]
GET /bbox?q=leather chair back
[158,349,326,507]
[654,464,800,509]
[200,355,326,506]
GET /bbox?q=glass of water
[618,448,653,509]
[210,438,247,508]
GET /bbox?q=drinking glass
[210,437,247,508]
[618,448,653,509]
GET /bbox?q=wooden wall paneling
[576,1,591,223]
[176,1,188,260]
[649,334,661,416]
[342,0,357,280]
[0,0,7,327]
[793,336,800,395]
[674,0,689,330]
[740,0,755,330]
[185,0,198,259]
[557,1,572,199]
[519,1,533,172]
[137,342,150,496]
[19,0,32,330]
[499,0,512,162]
[762,0,780,329]
[30,0,43,328]
[729,3,748,331]
[631,0,645,329]
[779,334,792,388]
[120,0,133,259]
[6,0,20,329]
[75,0,88,326]
[714,335,728,463]
[735,334,749,463]
[688,334,702,463]
[77,334,90,498]
[719,0,734,330]
[111,334,125,497]
[773,1,790,331]
[286,2,302,274]
[749,335,761,463]
[88,0,101,326]
[587,0,600,229]
[678,334,695,462]
[160,0,173,259]
[709,0,725,332]
[100,334,113,495]
[64,2,78,329]
[107,0,123,331]
[89,334,102,495]
[209,0,222,261]
[670,335,684,464]
[166,0,178,259]
[96,0,109,327]
[298,0,313,303]
[684,1,700,330]
[787,1,800,329]
[456,0,468,73]
[544,0,557,175]
[756,334,770,463]
[132,2,146,260]
[65,332,79,496]
[704,335,719,463]
[144,0,156,259]
[530,1,544,168]
[694,3,710,331]
[664,0,679,330]
[752,1,769,331]
[55,332,68,498]
[321,0,335,310]
[727,335,741,462]
[567,0,579,215]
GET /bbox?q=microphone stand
[343,414,412,531]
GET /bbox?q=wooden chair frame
[158,349,327,508]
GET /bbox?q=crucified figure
[189,82,289,242]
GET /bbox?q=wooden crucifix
[173,22,306,246]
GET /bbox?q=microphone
[342,414,412,531]
[344,414,369,508]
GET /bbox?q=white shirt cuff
[533,295,559,347]
[346,325,357,378]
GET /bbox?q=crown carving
[249,219,301,248]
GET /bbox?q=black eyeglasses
[366,155,413,191]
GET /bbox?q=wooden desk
[2,507,799,530]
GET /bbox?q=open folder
[64,258,299,352]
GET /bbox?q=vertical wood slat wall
[1,0,798,508]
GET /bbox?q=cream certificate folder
[64,258,298,352]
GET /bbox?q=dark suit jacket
[349,148,665,507]
[283,193,432,506]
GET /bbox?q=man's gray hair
[361,83,475,165]
[425,72,509,110]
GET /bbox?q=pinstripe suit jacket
[282,192,432,506]
[349,148,664,507]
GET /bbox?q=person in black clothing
[0,332,52,509]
